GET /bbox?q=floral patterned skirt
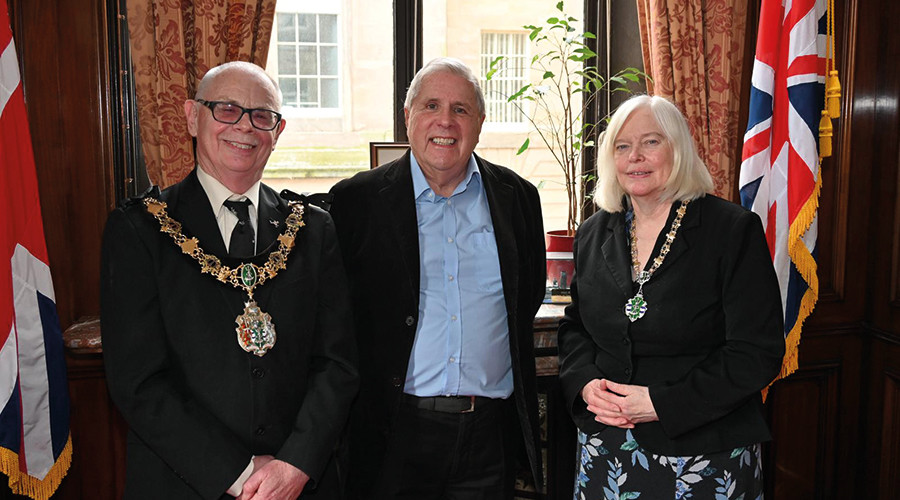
[574,427,763,500]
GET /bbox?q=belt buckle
[461,395,475,413]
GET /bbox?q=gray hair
[404,57,486,116]
[195,61,283,109]
[593,94,713,212]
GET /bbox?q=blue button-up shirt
[404,154,513,398]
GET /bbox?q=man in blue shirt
[330,58,546,499]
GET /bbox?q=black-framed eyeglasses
[195,99,283,131]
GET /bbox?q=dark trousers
[376,396,517,500]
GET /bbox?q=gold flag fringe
[0,434,72,500]
[763,169,822,402]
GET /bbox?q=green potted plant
[485,1,644,300]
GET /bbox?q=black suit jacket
[558,194,785,456]
[328,153,546,497]
[101,170,358,499]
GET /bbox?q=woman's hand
[581,378,633,428]
[580,379,659,428]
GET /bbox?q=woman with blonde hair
[559,94,784,498]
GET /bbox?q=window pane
[277,45,297,75]
[481,32,526,124]
[423,0,585,234]
[277,14,295,42]
[280,77,298,106]
[321,78,338,108]
[264,2,394,195]
[319,14,338,43]
[298,78,318,106]
[320,46,338,76]
[297,46,317,75]
[297,14,316,43]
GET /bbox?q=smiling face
[184,65,285,193]
[613,106,674,203]
[404,71,485,192]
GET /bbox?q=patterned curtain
[126,0,276,188]
[636,0,748,198]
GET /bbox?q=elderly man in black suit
[101,61,358,500]
[329,57,546,499]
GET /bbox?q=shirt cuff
[226,458,255,497]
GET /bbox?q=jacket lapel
[165,169,228,258]
[160,170,242,317]
[650,199,699,277]
[477,157,524,369]
[479,156,519,315]
[601,213,633,297]
[256,185,287,253]
[378,154,421,305]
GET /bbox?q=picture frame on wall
[369,142,409,169]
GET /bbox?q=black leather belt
[403,394,494,413]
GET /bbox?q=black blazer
[101,170,358,499]
[328,152,546,497]
[558,194,785,456]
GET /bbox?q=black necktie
[224,199,255,258]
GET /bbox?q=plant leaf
[517,138,530,155]
[484,56,504,80]
[507,83,531,101]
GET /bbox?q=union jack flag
[0,3,72,498]
[739,0,827,385]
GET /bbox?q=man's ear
[184,100,199,137]
[274,118,287,139]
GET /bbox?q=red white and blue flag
[739,0,827,385]
[0,3,72,498]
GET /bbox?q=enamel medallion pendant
[236,301,277,356]
[624,293,648,322]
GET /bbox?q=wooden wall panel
[53,352,127,499]
[877,361,900,497]
[9,0,116,331]
[859,0,900,335]
[863,334,900,499]
[857,0,900,493]
[765,330,863,499]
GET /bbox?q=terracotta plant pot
[545,230,574,303]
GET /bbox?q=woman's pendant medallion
[624,293,648,322]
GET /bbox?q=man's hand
[238,459,309,500]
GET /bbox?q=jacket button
[622,337,630,345]
[252,368,266,379]
[624,368,632,377]
[255,426,266,436]
[391,376,402,387]
[405,316,415,326]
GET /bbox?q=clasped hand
[580,378,658,428]
[237,456,309,500]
